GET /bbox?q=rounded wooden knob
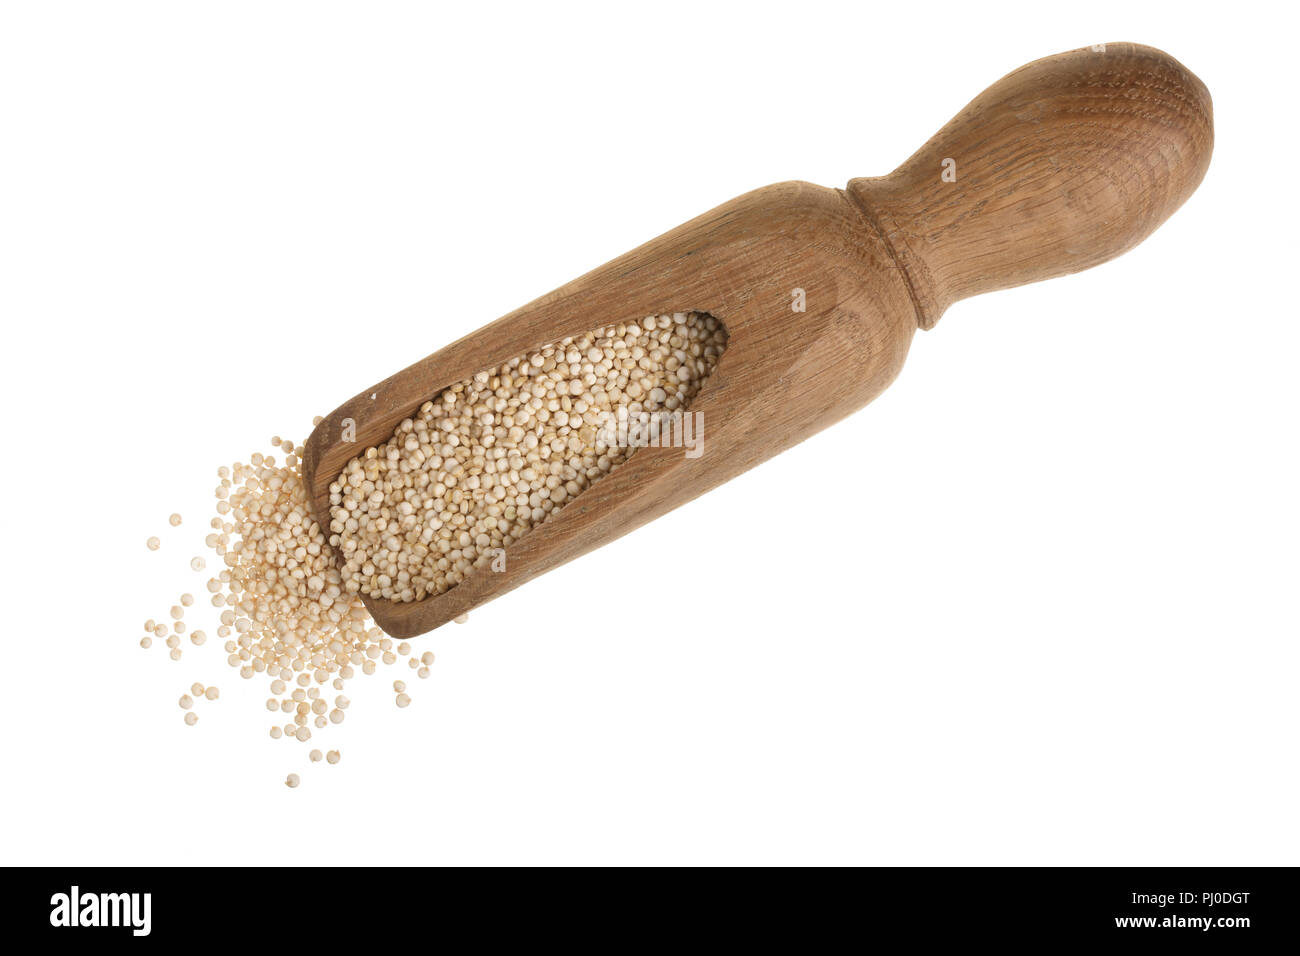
[848,42,1214,329]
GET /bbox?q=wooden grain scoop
[302,42,1213,638]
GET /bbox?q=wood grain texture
[849,42,1213,328]
[302,42,1212,638]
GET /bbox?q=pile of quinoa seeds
[142,428,430,788]
[329,311,727,602]
[142,312,726,788]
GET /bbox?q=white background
[1,1,1295,866]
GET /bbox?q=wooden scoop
[302,42,1213,638]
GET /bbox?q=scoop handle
[847,42,1213,329]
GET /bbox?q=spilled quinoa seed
[329,311,727,603]
[143,313,723,785]
[143,427,429,787]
